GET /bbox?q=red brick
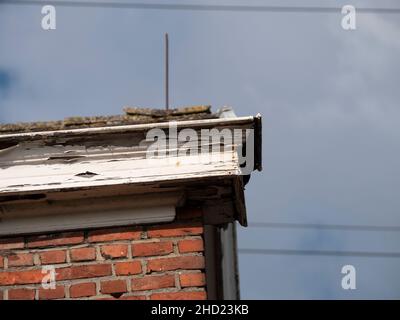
[39,285,65,300]
[88,227,141,243]
[0,237,24,250]
[40,250,66,264]
[132,241,173,257]
[147,256,205,273]
[0,256,3,268]
[101,280,127,294]
[114,261,142,276]
[70,247,96,262]
[180,273,206,287]
[7,253,34,267]
[101,244,128,259]
[178,239,204,253]
[151,291,207,300]
[8,288,36,300]
[56,264,112,281]
[27,232,83,248]
[147,223,203,238]
[0,269,43,285]
[131,275,175,291]
[69,282,96,298]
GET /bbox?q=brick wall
[0,208,207,300]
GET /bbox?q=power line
[239,248,400,258]
[1,0,400,14]
[248,222,400,232]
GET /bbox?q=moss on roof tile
[0,106,217,134]
[123,105,211,117]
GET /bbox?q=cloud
[0,69,13,96]
[0,68,16,122]
[1,3,400,298]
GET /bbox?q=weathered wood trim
[204,225,223,300]
[220,222,241,300]
[0,192,181,236]
[0,115,261,229]
[233,177,248,227]
[0,205,176,236]
[0,151,240,195]
[0,116,256,141]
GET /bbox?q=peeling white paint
[0,151,240,195]
[0,116,256,233]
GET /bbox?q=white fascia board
[0,116,256,140]
[0,151,240,195]
[0,117,251,196]
[0,117,254,235]
[0,205,176,236]
[0,192,182,236]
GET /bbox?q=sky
[1,0,400,299]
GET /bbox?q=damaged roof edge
[217,106,262,172]
[254,113,262,172]
[0,105,215,134]
[0,116,258,140]
[123,105,211,117]
[0,113,263,180]
[215,107,262,228]
[0,108,262,229]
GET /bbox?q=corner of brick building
[0,206,207,300]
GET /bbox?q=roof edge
[0,116,257,140]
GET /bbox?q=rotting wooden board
[0,151,241,195]
[0,116,258,228]
[0,205,177,236]
[0,116,255,141]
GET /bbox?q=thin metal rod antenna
[165,33,169,110]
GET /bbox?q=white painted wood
[0,192,182,236]
[0,116,255,140]
[0,205,176,236]
[0,116,257,233]
[0,192,183,217]
[0,151,240,195]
